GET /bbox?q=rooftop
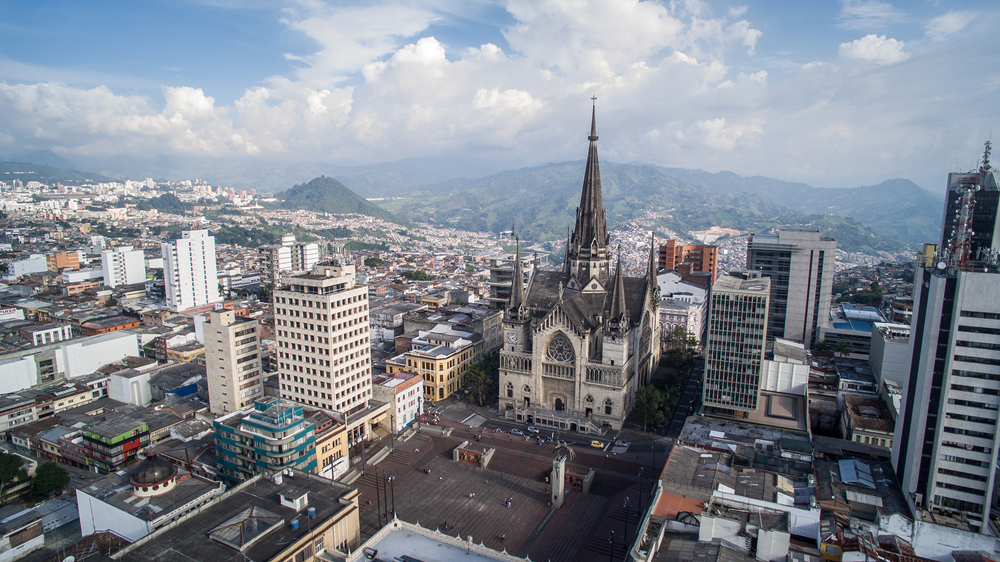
[80,466,222,523]
[115,471,358,562]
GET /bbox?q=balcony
[500,351,532,375]
[585,361,627,388]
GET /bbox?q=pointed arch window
[506,382,513,398]
[604,398,614,416]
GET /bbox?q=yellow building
[307,410,350,481]
[166,342,205,363]
[386,326,482,402]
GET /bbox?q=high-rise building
[273,263,372,417]
[497,108,660,432]
[162,230,221,311]
[702,273,770,414]
[746,230,835,347]
[204,310,263,415]
[658,240,718,286]
[101,246,147,288]
[260,234,322,287]
[894,267,1000,532]
[894,146,1000,533]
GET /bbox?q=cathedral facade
[498,109,661,433]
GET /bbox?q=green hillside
[277,176,395,221]
[0,162,111,185]
[377,161,909,253]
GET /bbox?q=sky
[0,0,997,192]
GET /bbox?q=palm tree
[833,341,851,357]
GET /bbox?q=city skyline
[0,0,997,192]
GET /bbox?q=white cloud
[924,10,975,42]
[728,6,748,18]
[838,34,909,65]
[837,0,906,30]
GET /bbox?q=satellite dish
[937,262,947,270]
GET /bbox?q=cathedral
[499,108,661,433]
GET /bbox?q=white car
[526,426,539,434]
[510,429,523,436]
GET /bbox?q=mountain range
[367,160,940,249]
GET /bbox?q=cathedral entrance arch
[554,397,565,411]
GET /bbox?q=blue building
[213,397,316,484]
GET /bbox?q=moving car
[590,440,604,449]
[526,426,539,433]
[510,429,523,435]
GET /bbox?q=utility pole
[623,496,630,562]
[638,467,644,514]
[390,473,396,516]
[375,466,382,527]
[608,530,615,562]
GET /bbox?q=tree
[364,257,384,268]
[31,462,69,499]
[634,386,666,432]
[0,452,27,499]
[463,362,492,406]
[105,296,119,307]
[661,326,698,371]
[813,340,830,351]
[833,341,852,357]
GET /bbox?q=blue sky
[0,0,997,191]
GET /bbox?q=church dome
[130,454,178,488]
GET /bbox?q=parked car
[510,429,524,435]
[526,426,539,434]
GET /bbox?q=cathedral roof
[524,271,651,331]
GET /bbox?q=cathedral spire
[647,231,658,283]
[507,237,525,318]
[567,103,611,284]
[608,245,628,330]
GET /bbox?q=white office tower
[894,267,1000,533]
[101,246,146,288]
[260,234,322,287]
[162,230,221,311]
[204,310,263,415]
[274,263,372,416]
[894,147,1000,534]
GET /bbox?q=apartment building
[702,273,770,414]
[372,371,423,431]
[259,234,322,287]
[101,246,147,288]
[162,230,221,311]
[273,263,372,416]
[46,250,80,271]
[658,240,718,286]
[204,310,263,415]
[213,397,317,484]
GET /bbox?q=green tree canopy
[634,386,666,432]
[0,452,27,495]
[463,361,493,406]
[364,257,384,267]
[31,462,70,499]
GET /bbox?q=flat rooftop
[80,469,222,522]
[116,472,358,562]
[677,416,813,479]
[350,522,514,562]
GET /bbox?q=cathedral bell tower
[565,103,611,290]
[503,237,531,353]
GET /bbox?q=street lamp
[623,496,630,560]
[608,530,615,562]
[390,413,395,453]
[389,473,396,517]
[638,467,644,514]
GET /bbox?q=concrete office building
[204,310,264,415]
[274,263,372,416]
[702,273,770,414]
[746,230,836,347]
[162,230,221,312]
[259,234,322,287]
[101,246,147,288]
[894,267,1000,533]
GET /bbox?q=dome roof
[130,454,178,487]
